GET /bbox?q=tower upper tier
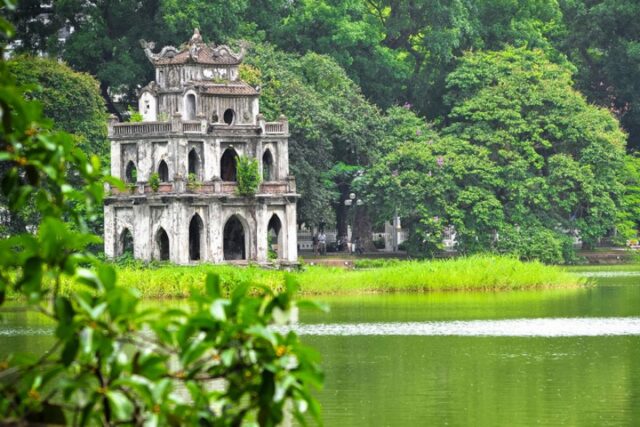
[137,29,258,123]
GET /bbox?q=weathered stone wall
[105,196,295,264]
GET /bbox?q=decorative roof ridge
[140,29,246,66]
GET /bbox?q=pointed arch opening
[267,214,283,260]
[188,148,200,179]
[125,161,137,183]
[221,148,238,182]
[189,214,204,261]
[185,93,196,120]
[224,215,246,260]
[119,228,134,257]
[158,160,169,182]
[262,149,274,181]
[155,227,170,261]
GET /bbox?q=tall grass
[296,256,584,294]
[58,255,584,298]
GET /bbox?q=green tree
[366,47,627,262]
[364,128,502,256]
[245,42,383,237]
[559,0,640,149]
[1,56,107,237]
[7,56,107,156]
[160,0,247,42]
[445,47,626,253]
[271,0,566,123]
[616,154,640,241]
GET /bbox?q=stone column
[110,139,120,178]
[285,200,298,262]
[135,204,152,261]
[210,202,223,263]
[279,139,289,178]
[256,201,267,262]
[174,201,189,265]
[104,204,116,258]
[171,112,182,133]
[138,140,152,182]
[212,138,221,179]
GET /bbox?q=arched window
[120,228,134,257]
[125,161,137,183]
[158,160,169,182]
[262,149,274,181]
[185,93,196,120]
[155,227,170,261]
[188,148,200,179]
[224,215,246,260]
[267,214,283,260]
[223,109,235,125]
[189,214,204,261]
[220,148,238,181]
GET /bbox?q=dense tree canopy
[2,56,107,236]
[7,56,107,156]
[244,42,382,231]
[559,0,640,150]
[365,48,627,262]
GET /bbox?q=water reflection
[281,317,640,337]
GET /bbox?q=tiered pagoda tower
[104,30,298,264]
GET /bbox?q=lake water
[1,269,640,425]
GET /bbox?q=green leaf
[247,325,277,346]
[55,296,75,323]
[80,327,93,354]
[61,336,79,366]
[97,264,116,290]
[209,299,229,322]
[221,348,235,367]
[106,390,134,421]
[205,273,222,299]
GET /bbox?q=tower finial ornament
[190,28,203,46]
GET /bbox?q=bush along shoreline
[50,255,587,299]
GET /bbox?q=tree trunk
[353,207,376,252]
[100,82,123,121]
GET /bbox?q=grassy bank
[56,255,584,299]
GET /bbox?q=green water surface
[299,271,640,426]
[1,269,639,426]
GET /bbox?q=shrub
[495,225,573,264]
[149,172,160,192]
[187,172,201,191]
[128,105,143,122]
[236,155,261,196]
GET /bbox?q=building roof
[154,46,242,66]
[141,29,244,67]
[203,82,258,96]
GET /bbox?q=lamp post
[392,209,401,252]
[344,193,363,253]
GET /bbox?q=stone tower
[104,30,298,264]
